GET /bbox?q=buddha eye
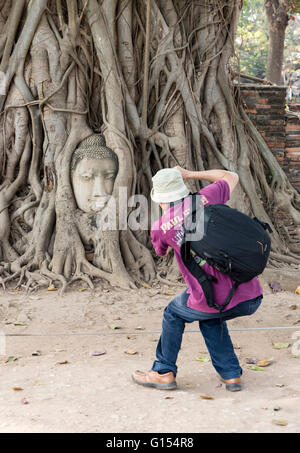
[81,174,93,181]
[105,173,116,180]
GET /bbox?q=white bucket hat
[150,168,189,203]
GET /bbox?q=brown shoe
[219,376,242,392]
[132,370,177,390]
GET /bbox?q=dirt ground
[0,270,300,434]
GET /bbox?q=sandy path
[0,276,300,433]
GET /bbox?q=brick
[286,141,300,148]
[286,123,300,131]
[256,98,269,104]
[263,136,285,144]
[285,155,300,162]
[285,147,300,153]
[256,105,282,111]
[267,142,285,149]
[260,125,286,132]
[286,132,300,139]
[270,148,286,154]
[270,149,284,156]
[257,119,286,126]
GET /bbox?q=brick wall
[239,84,300,192]
[285,104,300,192]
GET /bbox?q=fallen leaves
[140,281,151,289]
[12,386,23,391]
[200,395,214,400]
[269,281,282,292]
[109,324,121,330]
[245,357,258,364]
[247,365,265,371]
[246,357,273,370]
[272,342,290,349]
[47,284,57,291]
[257,359,273,367]
[194,355,210,362]
[124,349,137,355]
[159,291,175,296]
[5,356,19,363]
[90,350,106,356]
[295,287,300,295]
[56,360,69,365]
[272,419,288,426]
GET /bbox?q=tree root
[269,252,300,266]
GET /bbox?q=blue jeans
[152,290,262,380]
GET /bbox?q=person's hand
[174,166,190,180]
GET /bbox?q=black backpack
[180,193,272,312]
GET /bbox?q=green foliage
[291,0,300,14]
[235,0,268,78]
[235,0,300,79]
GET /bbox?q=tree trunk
[0,0,299,294]
[265,0,290,85]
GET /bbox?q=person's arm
[174,167,239,195]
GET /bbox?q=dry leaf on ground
[140,282,151,289]
[245,357,258,364]
[109,324,121,330]
[272,419,287,426]
[200,395,214,400]
[194,356,210,362]
[257,358,273,367]
[90,350,106,356]
[124,350,137,355]
[272,342,290,349]
[47,284,57,291]
[5,356,19,363]
[247,365,265,371]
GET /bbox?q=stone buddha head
[71,134,119,213]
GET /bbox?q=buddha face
[71,135,118,213]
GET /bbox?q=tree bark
[265,0,291,85]
[0,0,299,293]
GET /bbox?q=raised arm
[174,167,239,195]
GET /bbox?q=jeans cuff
[220,368,243,380]
[152,360,177,377]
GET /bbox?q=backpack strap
[180,246,241,313]
[182,193,200,263]
[180,246,218,310]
